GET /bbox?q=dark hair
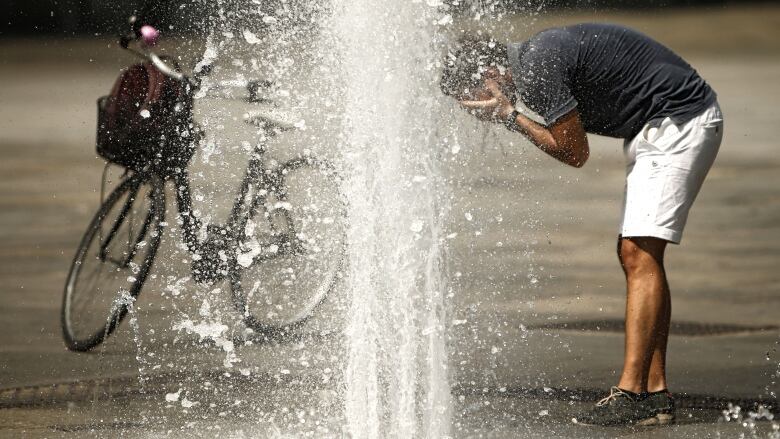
[440,35,509,99]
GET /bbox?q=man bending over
[441,23,723,427]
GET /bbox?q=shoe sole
[573,414,675,427]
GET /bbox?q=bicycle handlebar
[148,52,186,81]
[119,24,198,87]
[118,19,266,102]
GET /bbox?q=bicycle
[61,21,347,352]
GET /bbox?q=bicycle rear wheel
[230,156,346,335]
[61,173,165,352]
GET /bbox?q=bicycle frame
[171,143,294,284]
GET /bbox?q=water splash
[330,0,453,437]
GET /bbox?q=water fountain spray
[330,0,454,437]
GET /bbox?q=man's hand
[458,79,514,123]
[465,93,591,168]
[453,69,589,168]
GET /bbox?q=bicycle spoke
[62,174,165,351]
[231,158,346,332]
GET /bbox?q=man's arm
[507,108,589,168]
[459,79,590,168]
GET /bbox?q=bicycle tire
[61,172,166,352]
[229,156,347,335]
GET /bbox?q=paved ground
[1,4,779,438]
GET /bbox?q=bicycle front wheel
[230,156,346,335]
[61,173,165,352]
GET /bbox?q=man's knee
[619,237,667,275]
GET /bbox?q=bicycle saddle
[244,106,300,131]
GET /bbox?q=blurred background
[2,0,778,35]
[1,0,779,437]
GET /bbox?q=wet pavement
[1,385,777,438]
[2,5,780,438]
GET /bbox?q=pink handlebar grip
[139,25,160,47]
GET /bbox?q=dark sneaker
[572,387,657,426]
[645,390,676,425]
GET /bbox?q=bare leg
[616,237,669,394]
[647,274,671,393]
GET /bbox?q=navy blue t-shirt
[507,23,717,139]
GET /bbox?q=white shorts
[620,103,723,244]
